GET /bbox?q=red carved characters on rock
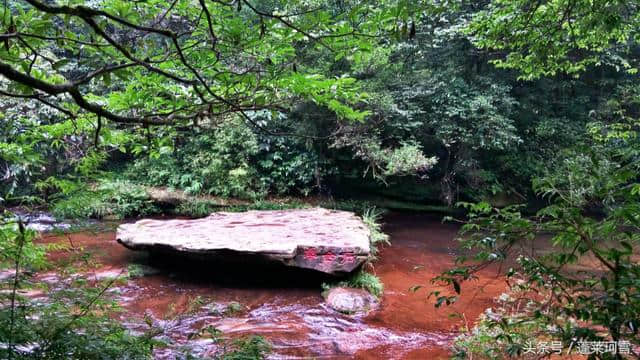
[323,251,336,264]
[303,247,318,261]
[341,252,356,264]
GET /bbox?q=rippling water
[34,212,507,359]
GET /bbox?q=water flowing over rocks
[27,213,510,358]
[116,208,371,275]
[7,208,72,232]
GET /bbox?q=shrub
[436,121,640,358]
[174,199,222,218]
[0,216,159,359]
[253,131,322,196]
[185,326,271,359]
[220,335,271,360]
[125,117,323,199]
[51,179,159,219]
[125,118,265,199]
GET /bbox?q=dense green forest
[1,0,635,211]
[1,0,639,359]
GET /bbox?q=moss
[224,301,246,316]
[323,270,384,298]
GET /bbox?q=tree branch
[0,60,169,124]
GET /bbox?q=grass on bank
[322,270,384,298]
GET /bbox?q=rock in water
[324,287,379,314]
[116,208,370,275]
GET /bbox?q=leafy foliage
[322,206,388,298]
[185,326,271,360]
[360,207,390,259]
[2,0,636,358]
[51,179,159,219]
[219,335,271,360]
[0,0,398,124]
[174,198,223,218]
[2,0,634,210]
[125,118,264,198]
[451,285,564,359]
[125,117,323,198]
[252,114,326,196]
[436,118,640,357]
[0,215,159,359]
[467,0,640,79]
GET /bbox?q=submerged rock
[116,208,370,275]
[324,287,379,314]
[7,208,71,232]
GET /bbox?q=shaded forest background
[2,0,636,217]
[1,1,639,359]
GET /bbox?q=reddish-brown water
[35,213,508,359]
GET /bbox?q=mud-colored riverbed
[36,213,508,359]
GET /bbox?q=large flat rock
[116,208,371,275]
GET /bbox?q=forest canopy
[0,0,396,124]
[0,0,638,207]
[468,0,640,79]
[1,0,640,359]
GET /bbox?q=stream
[33,212,508,359]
